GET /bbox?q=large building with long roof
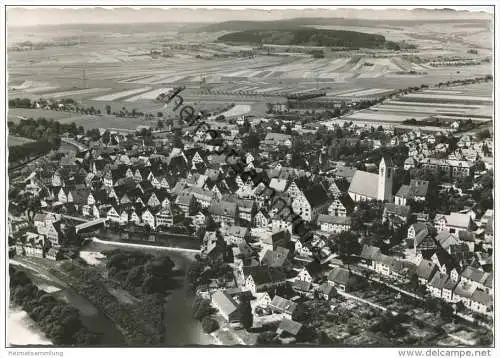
[348,156,394,202]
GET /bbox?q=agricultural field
[335,81,492,129]
[49,115,153,131]
[6,108,150,132]
[7,108,89,123]
[91,87,152,101]
[124,88,173,102]
[7,16,492,133]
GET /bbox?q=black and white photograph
[2,3,496,352]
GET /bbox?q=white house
[434,212,472,234]
[317,215,351,233]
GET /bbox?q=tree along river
[84,240,215,346]
[9,259,125,346]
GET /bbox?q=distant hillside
[197,17,490,33]
[217,28,393,49]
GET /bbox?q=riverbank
[8,307,52,346]
[93,228,201,251]
[10,258,125,346]
[83,240,217,346]
[89,236,200,254]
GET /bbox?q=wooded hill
[196,17,489,33]
[217,28,393,49]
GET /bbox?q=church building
[348,156,394,202]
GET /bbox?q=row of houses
[360,244,493,315]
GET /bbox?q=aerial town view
[5,6,494,349]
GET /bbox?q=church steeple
[378,156,393,202]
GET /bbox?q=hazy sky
[7,6,493,27]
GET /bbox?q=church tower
[377,156,393,202]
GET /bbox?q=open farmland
[91,87,152,101]
[343,110,430,123]
[7,108,150,132]
[329,80,493,129]
[38,88,112,99]
[7,16,492,133]
[7,108,89,123]
[49,114,153,131]
[124,88,173,102]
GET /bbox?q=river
[9,259,125,346]
[10,239,214,346]
[83,240,216,346]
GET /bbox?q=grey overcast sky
[6,6,493,27]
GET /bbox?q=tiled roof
[428,271,449,290]
[317,215,352,226]
[211,290,238,317]
[244,266,286,285]
[416,259,437,280]
[303,184,329,208]
[277,318,303,336]
[348,170,378,199]
[461,266,488,284]
[384,203,411,218]
[261,247,290,268]
[360,244,381,260]
[270,295,297,314]
[292,280,311,292]
[209,200,237,218]
[471,289,492,306]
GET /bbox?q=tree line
[50,260,166,345]
[105,250,177,296]
[8,117,84,163]
[9,265,100,345]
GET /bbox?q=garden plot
[41,88,112,99]
[91,87,152,101]
[123,88,173,102]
